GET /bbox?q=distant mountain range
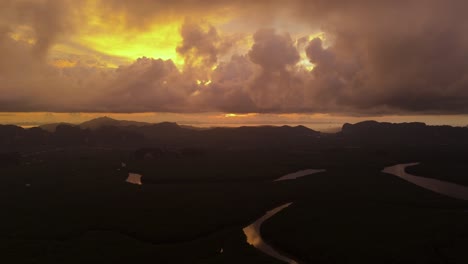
[39,116,150,132]
[341,120,468,145]
[1,117,467,152]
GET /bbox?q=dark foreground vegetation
[1,117,468,263]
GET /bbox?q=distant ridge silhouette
[1,118,468,152]
[341,120,468,145]
[79,116,150,130]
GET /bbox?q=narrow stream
[274,169,325,181]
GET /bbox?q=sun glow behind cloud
[77,21,184,66]
[8,26,36,45]
[224,113,258,118]
[50,59,77,68]
[63,1,187,67]
[40,1,241,70]
[6,0,324,72]
[296,32,326,71]
[5,0,323,74]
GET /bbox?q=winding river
[243,169,325,263]
[382,163,468,201]
[243,203,298,264]
[246,164,468,263]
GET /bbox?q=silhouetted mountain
[39,122,76,132]
[0,125,49,150]
[0,125,25,149]
[341,121,468,145]
[3,118,468,153]
[179,125,210,131]
[124,123,321,149]
[79,116,149,130]
[39,117,149,132]
[193,125,321,149]
[54,124,92,146]
[51,124,146,147]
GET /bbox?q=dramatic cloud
[93,57,196,112]
[295,0,468,114]
[246,29,306,112]
[2,0,468,115]
[249,29,300,71]
[177,22,221,68]
[0,0,81,58]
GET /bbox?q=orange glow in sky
[2,1,468,126]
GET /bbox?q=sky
[1,0,468,128]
